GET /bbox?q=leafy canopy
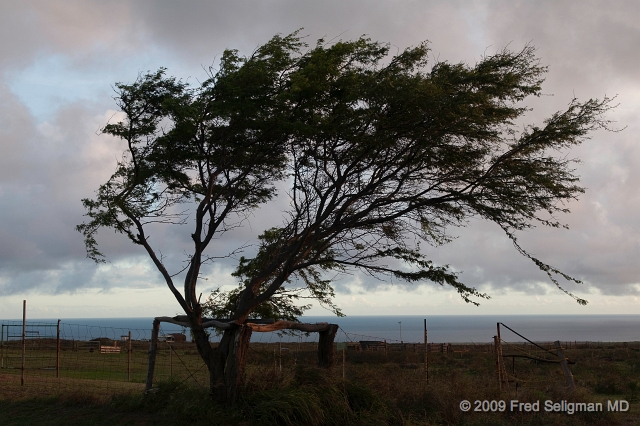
[78,32,614,324]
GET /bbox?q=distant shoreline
[2,314,639,343]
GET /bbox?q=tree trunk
[192,320,336,402]
[223,324,252,402]
[318,324,339,368]
[191,323,219,390]
[195,324,252,404]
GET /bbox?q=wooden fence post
[1,324,4,369]
[318,324,339,368]
[56,319,61,378]
[554,341,575,391]
[21,300,26,386]
[127,331,132,382]
[496,323,508,390]
[424,319,428,384]
[494,336,502,391]
[145,319,160,392]
[169,343,172,377]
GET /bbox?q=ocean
[1,315,639,344]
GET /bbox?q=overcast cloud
[1,1,639,317]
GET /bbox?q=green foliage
[202,285,311,323]
[76,32,305,316]
[79,30,616,337]
[229,35,614,314]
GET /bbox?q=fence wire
[2,319,636,399]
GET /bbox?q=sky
[1,0,639,319]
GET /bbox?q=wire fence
[1,320,152,396]
[1,319,638,399]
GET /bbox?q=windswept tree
[78,32,613,401]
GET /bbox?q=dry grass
[1,341,639,425]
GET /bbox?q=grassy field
[0,339,638,425]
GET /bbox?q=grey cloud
[1,0,639,305]
[0,97,147,294]
[482,1,640,86]
[0,1,143,70]
[0,84,34,182]
[126,1,479,68]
